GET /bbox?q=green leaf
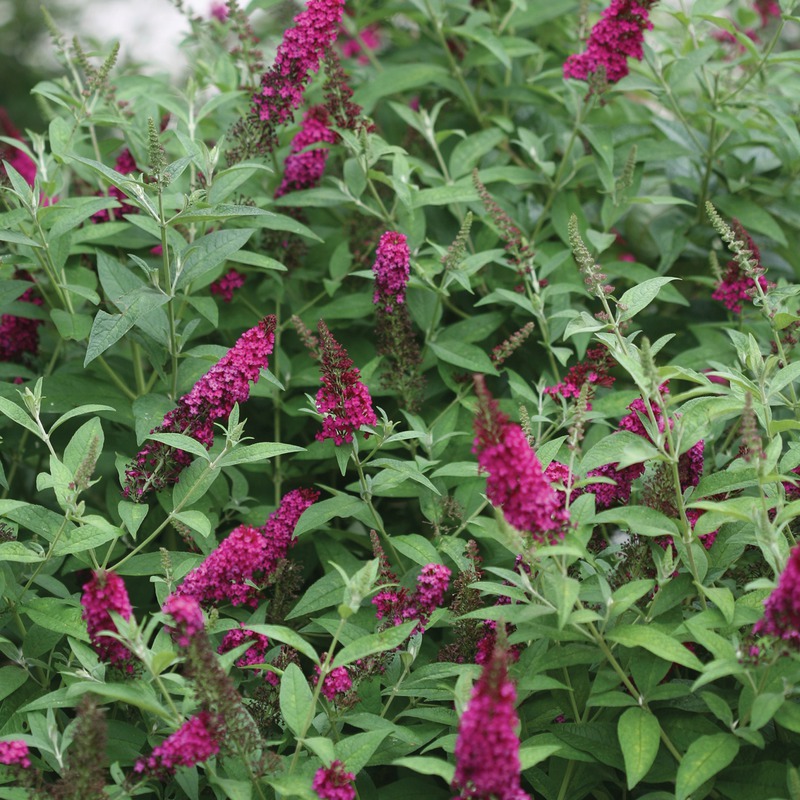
[451,25,511,68]
[0,541,43,563]
[391,534,441,566]
[412,183,479,208]
[593,506,678,538]
[618,707,661,789]
[226,249,287,272]
[175,229,254,290]
[287,570,346,619]
[700,586,735,625]
[293,495,368,538]
[518,744,563,770]
[50,404,114,434]
[542,571,580,630]
[580,431,660,472]
[607,625,704,670]
[68,681,174,721]
[171,458,220,512]
[217,442,304,467]
[332,622,416,668]
[172,510,212,539]
[392,755,454,784]
[245,624,319,664]
[618,277,680,322]
[369,458,441,495]
[715,195,787,247]
[336,730,391,773]
[448,129,506,179]
[353,64,452,113]
[0,666,29,702]
[430,340,498,374]
[22,599,89,642]
[279,662,314,737]
[39,197,119,238]
[0,396,39,435]
[146,432,212,461]
[84,289,169,366]
[675,733,739,800]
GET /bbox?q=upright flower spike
[372,231,410,312]
[452,640,530,800]
[711,219,772,313]
[252,0,346,149]
[274,105,337,199]
[563,0,658,85]
[163,593,206,648]
[754,544,800,647]
[0,740,31,769]
[0,271,44,375]
[315,320,377,445]
[473,375,568,542]
[124,316,276,500]
[175,488,319,608]
[81,570,134,671]
[210,268,246,302]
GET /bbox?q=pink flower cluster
[340,23,381,64]
[373,562,451,634]
[473,376,568,542]
[372,231,411,312]
[545,345,615,402]
[452,643,530,800]
[313,760,356,800]
[755,0,781,25]
[210,1,229,21]
[163,594,206,648]
[134,711,220,778]
[754,544,800,647]
[175,488,319,608]
[0,108,36,186]
[210,269,246,302]
[80,570,134,670]
[315,663,352,700]
[315,320,377,445]
[0,274,43,370]
[253,0,345,136]
[563,0,657,84]
[218,626,271,672]
[124,316,276,499]
[0,740,31,769]
[274,105,337,199]
[712,220,771,313]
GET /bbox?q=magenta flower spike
[312,759,357,800]
[134,711,220,778]
[452,641,530,800]
[315,320,377,445]
[124,316,276,499]
[473,375,568,542]
[563,0,657,85]
[372,231,410,312]
[754,544,800,648]
[81,570,134,671]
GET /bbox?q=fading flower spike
[163,593,205,648]
[315,320,377,445]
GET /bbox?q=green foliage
[1,1,800,799]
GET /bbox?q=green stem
[159,190,179,400]
[288,617,347,775]
[97,356,138,401]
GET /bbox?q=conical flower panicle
[473,375,568,542]
[452,641,530,800]
[315,320,377,445]
[80,570,134,671]
[754,544,800,647]
[175,487,319,608]
[124,316,276,499]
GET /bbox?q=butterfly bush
[134,712,221,778]
[754,544,800,647]
[312,760,356,800]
